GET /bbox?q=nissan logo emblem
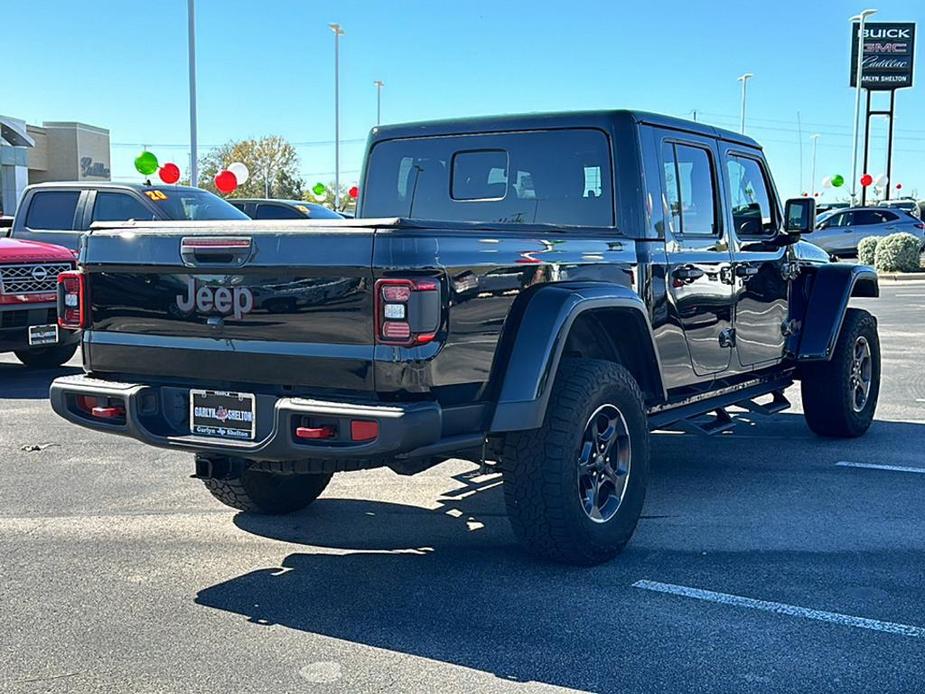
[31,266,48,282]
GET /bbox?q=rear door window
[362,129,614,226]
[92,192,156,222]
[661,142,718,236]
[25,191,80,230]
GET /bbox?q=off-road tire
[203,468,333,514]
[801,308,880,438]
[14,343,78,368]
[501,358,649,565]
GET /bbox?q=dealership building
[0,116,111,215]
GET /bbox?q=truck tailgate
[82,223,376,392]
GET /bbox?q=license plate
[189,390,256,441]
[28,324,59,346]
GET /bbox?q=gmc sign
[851,21,916,90]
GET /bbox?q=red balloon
[215,170,238,194]
[348,185,359,199]
[159,162,181,184]
[860,173,874,187]
[896,183,903,190]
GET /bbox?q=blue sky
[6,0,924,200]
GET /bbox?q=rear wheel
[801,308,880,437]
[501,359,649,565]
[203,467,333,514]
[14,343,78,368]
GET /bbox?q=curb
[876,273,925,282]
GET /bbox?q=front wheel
[14,343,78,368]
[801,308,880,438]
[501,359,649,566]
[203,467,333,514]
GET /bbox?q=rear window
[256,203,302,220]
[25,191,80,230]
[362,129,614,226]
[145,189,248,221]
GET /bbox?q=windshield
[151,188,249,221]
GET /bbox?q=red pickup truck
[0,237,78,367]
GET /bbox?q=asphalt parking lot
[2,283,924,694]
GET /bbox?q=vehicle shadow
[195,414,925,691]
[0,361,81,399]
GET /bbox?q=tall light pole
[738,73,753,134]
[329,23,344,209]
[374,80,384,126]
[187,0,198,186]
[850,8,877,205]
[810,134,821,196]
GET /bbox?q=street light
[374,80,384,126]
[737,73,753,134]
[329,23,344,210]
[187,0,198,186]
[810,134,821,196]
[850,8,877,205]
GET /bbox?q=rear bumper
[49,374,444,465]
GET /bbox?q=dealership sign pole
[850,20,916,204]
[188,0,198,187]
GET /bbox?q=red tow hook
[295,425,336,440]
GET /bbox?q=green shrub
[874,232,923,273]
[857,236,880,265]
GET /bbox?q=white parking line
[836,461,925,474]
[633,580,925,638]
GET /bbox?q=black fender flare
[489,282,666,433]
[797,263,879,361]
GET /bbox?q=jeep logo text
[176,278,254,320]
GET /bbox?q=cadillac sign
[850,22,916,90]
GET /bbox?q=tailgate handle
[180,237,253,267]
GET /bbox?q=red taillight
[374,278,440,346]
[57,271,86,329]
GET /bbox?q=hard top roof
[370,109,760,148]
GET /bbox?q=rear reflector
[350,419,379,442]
[295,425,336,440]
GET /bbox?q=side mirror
[784,198,816,234]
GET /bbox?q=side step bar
[648,377,793,434]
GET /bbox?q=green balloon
[312,182,327,196]
[134,151,159,176]
[832,174,845,188]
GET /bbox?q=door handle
[672,265,705,282]
[735,264,758,278]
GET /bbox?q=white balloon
[875,174,888,187]
[822,176,833,189]
[228,162,249,185]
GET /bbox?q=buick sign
[851,22,916,90]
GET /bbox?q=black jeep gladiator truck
[50,110,879,565]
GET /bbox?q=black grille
[0,262,71,294]
[0,308,56,329]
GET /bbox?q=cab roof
[26,181,203,193]
[370,109,760,149]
